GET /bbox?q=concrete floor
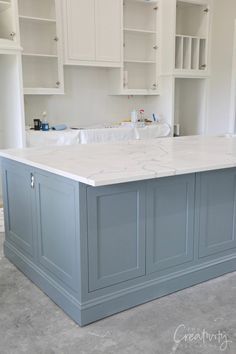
[0,232,236,354]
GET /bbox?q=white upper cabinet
[66,0,95,61]
[62,0,122,67]
[18,0,64,95]
[174,0,211,75]
[95,0,121,63]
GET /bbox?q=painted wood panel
[87,182,146,291]
[199,169,236,258]
[147,174,195,273]
[95,0,121,63]
[2,161,35,258]
[35,172,79,291]
[66,0,96,61]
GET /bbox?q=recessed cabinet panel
[95,0,121,63]
[66,0,95,61]
[35,173,79,291]
[199,169,236,258]
[87,183,146,291]
[147,174,195,273]
[2,162,34,258]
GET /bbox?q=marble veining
[1,136,236,186]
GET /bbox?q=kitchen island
[1,135,236,326]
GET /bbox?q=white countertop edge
[1,151,236,187]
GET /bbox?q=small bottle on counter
[41,111,49,131]
[131,110,138,124]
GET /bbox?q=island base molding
[2,159,236,326]
[4,240,236,326]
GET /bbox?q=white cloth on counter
[79,126,136,144]
[26,123,171,147]
[26,129,80,147]
[135,123,170,140]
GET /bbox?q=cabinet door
[2,161,35,259]
[199,169,236,258]
[95,0,121,62]
[35,172,79,291]
[65,0,95,61]
[146,174,195,274]
[87,182,146,292]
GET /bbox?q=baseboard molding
[4,240,236,326]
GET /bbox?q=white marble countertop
[1,135,236,186]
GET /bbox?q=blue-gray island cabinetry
[2,157,236,326]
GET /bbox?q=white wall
[24,66,161,127]
[175,78,207,136]
[207,0,236,134]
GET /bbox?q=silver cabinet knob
[54,36,59,42]
[153,45,158,50]
[10,32,16,39]
[56,81,60,87]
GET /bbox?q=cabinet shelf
[124,28,156,34]
[19,15,56,23]
[0,0,10,12]
[124,59,156,64]
[125,0,158,4]
[111,89,160,96]
[176,34,206,40]
[23,52,58,58]
[24,88,64,95]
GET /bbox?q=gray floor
[0,232,236,354]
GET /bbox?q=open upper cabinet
[18,0,64,94]
[175,0,210,76]
[110,0,160,96]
